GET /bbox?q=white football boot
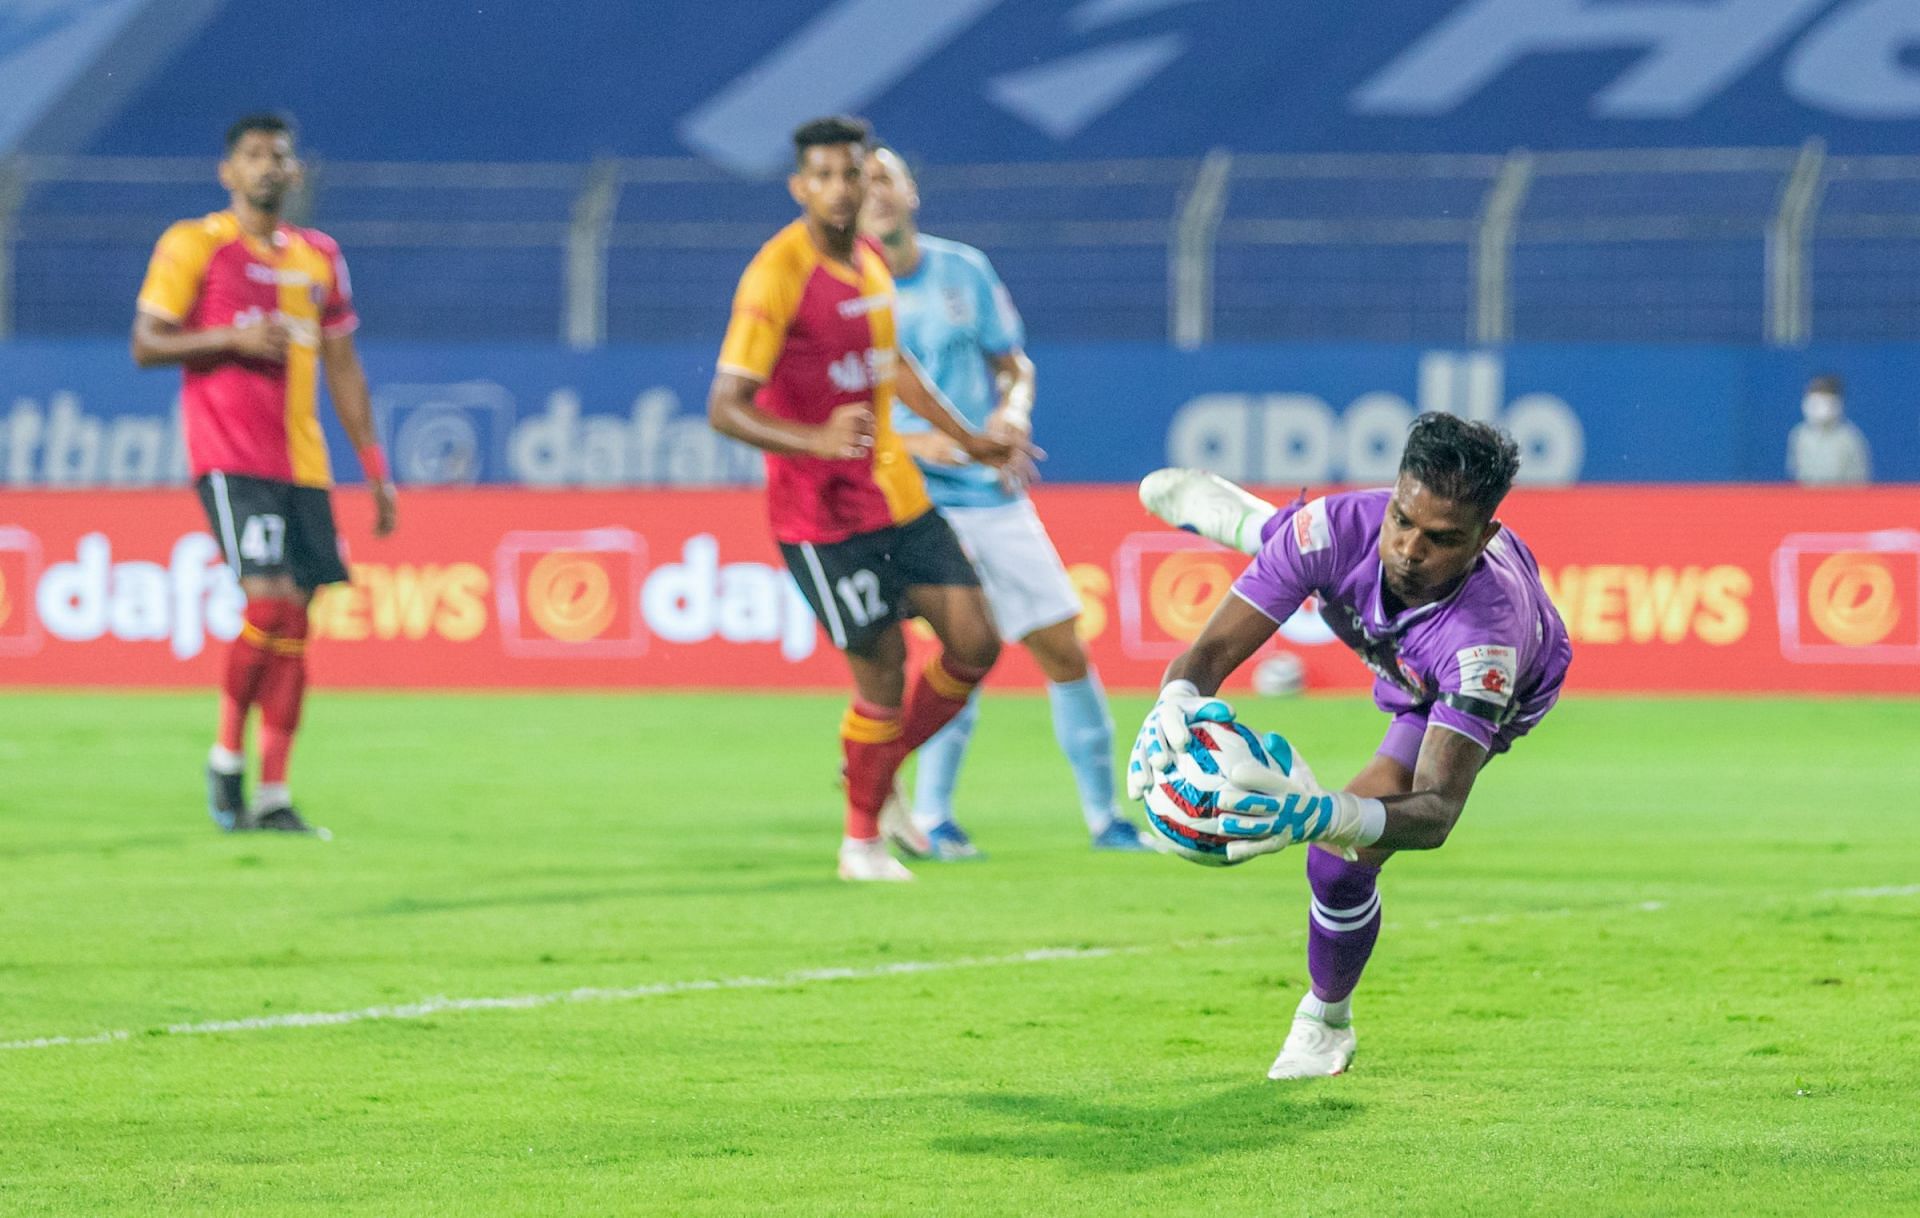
[1267,998,1357,1079]
[877,774,932,859]
[838,836,915,882]
[1137,468,1278,556]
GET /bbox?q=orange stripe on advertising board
[0,488,1915,693]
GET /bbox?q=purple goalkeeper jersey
[1232,488,1573,766]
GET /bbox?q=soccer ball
[1141,720,1311,867]
[1251,652,1306,697]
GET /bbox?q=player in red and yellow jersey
[132,113,397,837]
[710,115,1037,882]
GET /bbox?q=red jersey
[137,211,358,488]
[717,221,931,545]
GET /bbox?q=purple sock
[1306,846,1382,1004]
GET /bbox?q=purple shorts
[1375,684,1563,771]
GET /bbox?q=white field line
[4,885,1913,1054]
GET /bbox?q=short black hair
[1808,373,1844,395]
[1398,412,1521,519]
[792,115,871,168]
[225,113,295,154]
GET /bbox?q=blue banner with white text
[0,339,1913,488]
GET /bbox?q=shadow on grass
[929,1082,1364,1171]
[0,832,197,860]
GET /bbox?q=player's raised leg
[1138,468,1279,556]
[898,580,999,765]
[1269,750,1411,1079]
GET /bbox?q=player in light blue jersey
[861,146,1149,858]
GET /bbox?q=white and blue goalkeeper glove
[1202,751,1387,862]
[1150,734,1386,862]
[1125,680,1235,801]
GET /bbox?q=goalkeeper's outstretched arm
[1371,727,1483,850]
[1163,593,1276,693]
[1154,591,1488,858]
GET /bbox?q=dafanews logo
[308,563,489,644]
[1111,531,1327,661]
[1542,563,1752,647]
[33,533,242,660]
[495,531,819,662]
[496,529,649,658]
[1773,530,1920,664]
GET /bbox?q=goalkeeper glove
[1125,680,1235,801]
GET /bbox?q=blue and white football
[1142,721,1312,867]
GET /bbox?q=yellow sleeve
[136,222,215,322]
[717,252,801,381]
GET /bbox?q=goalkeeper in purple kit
[1132,413,1573,1079]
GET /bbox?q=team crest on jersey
[1455,644,1518,706]
[940,287,974,326]
[1330,600,1426,698]
[1291,497,1331,555]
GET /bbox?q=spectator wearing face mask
[1787,374,1872,486]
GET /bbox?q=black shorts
[780,509,979,655]
[195,472,350,589]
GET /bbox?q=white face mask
[1803,391,1842,425]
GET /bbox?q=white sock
[208,745,244,774]
[252,782,291,813]
[1233,507,1276,555]
[1298,991,1352,1028]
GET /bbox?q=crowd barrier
[2,486,1915,694]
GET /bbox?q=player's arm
[1204,728,1479,863]
[1366,727,1484,850]
[894,351,1038,472]
[1126,593,1281,798]
[131,222,286,368]
[131,312,287,368]
[1165,594,1277,695]
[707,372,874,459]
[984,348,1036,441]
[897,428,967,466]
[320,331,398,538]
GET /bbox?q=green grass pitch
[2,690,1917,1216]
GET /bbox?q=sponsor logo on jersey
[836,294,892,319]
[827,349,894,394]
[1292,497,1331,555]
[1455,643,1518,706]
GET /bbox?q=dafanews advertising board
[1,488,1916,693]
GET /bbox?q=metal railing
[0,145,1915,346]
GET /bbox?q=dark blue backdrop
[29,0,1920,168]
